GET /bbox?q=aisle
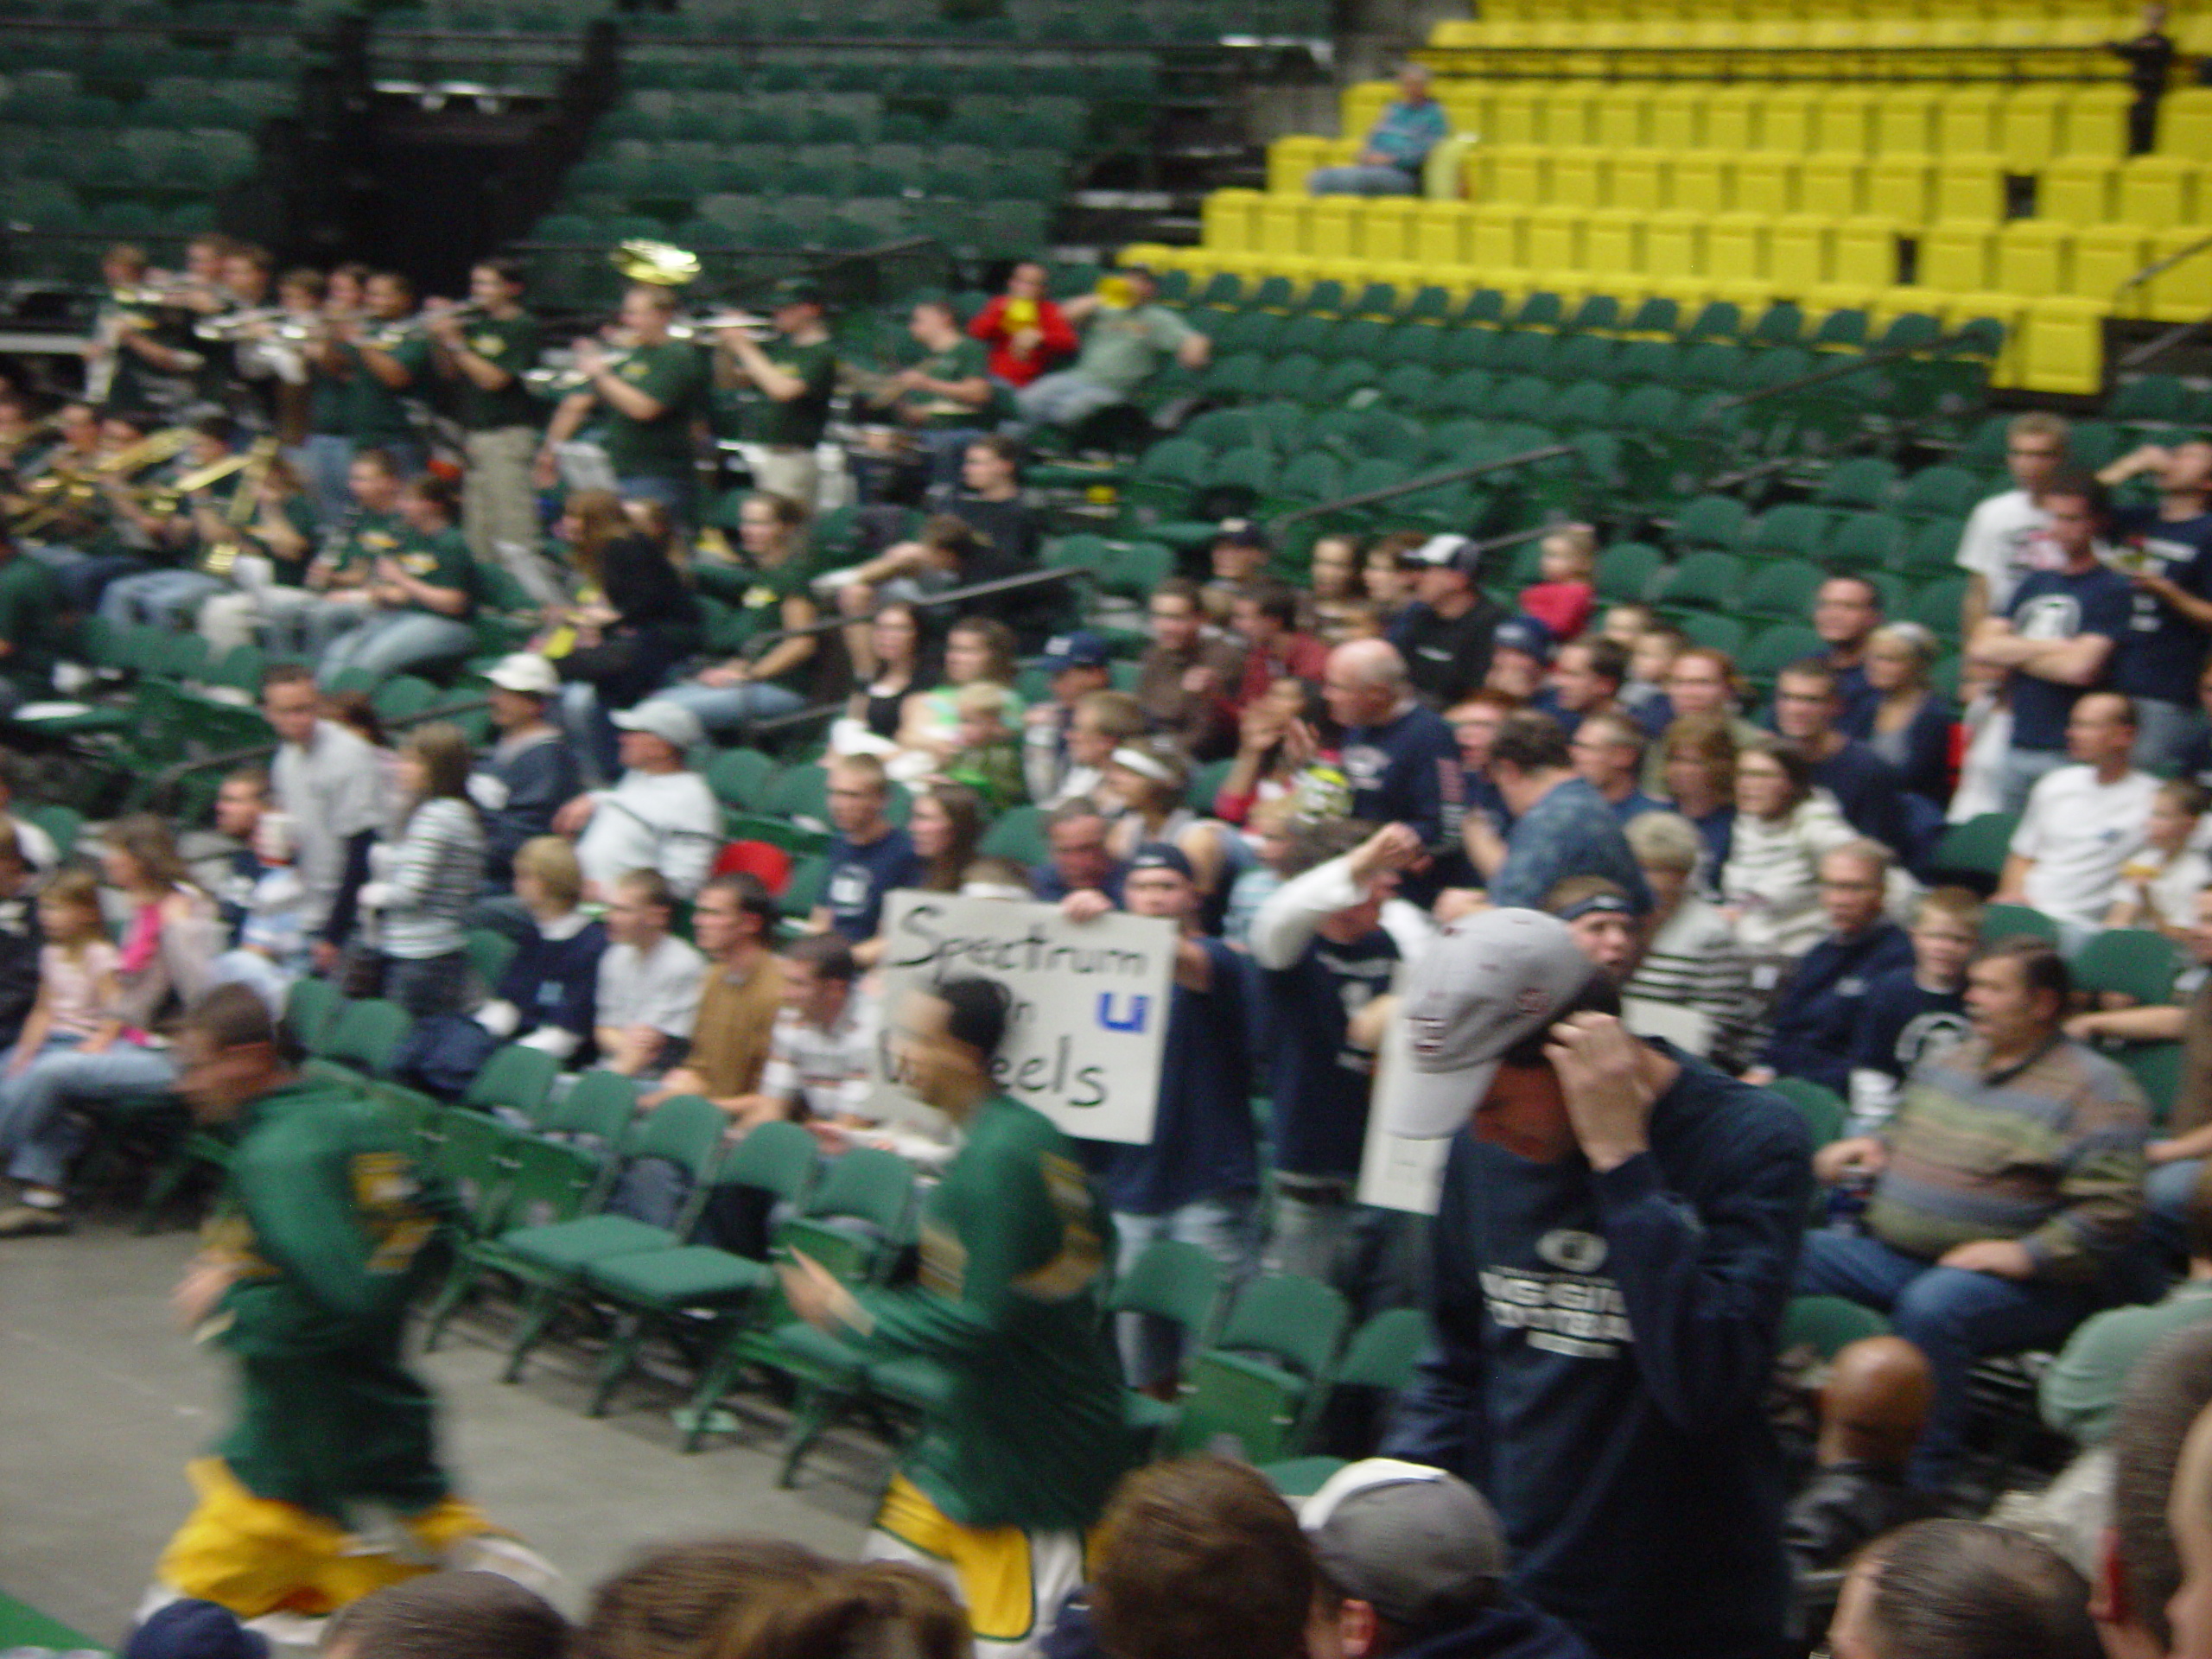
[0,1229,873,1644]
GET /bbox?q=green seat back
[1333,1306,1427,1391]
[1109,1237,1224,1338]
[464,1045,561,1118]
[1930,812,2018,882]
[626,1094,728,1184]
[805,1146,915,1235]
[286,980,343,1056]
[535,1068,641,1143]
[2070,930,2182,1007]
[466,927,518,988]
[1769,1077,1847,1148]
[1982,904,2061,946]
[706,747,781,810]
[1781,1294,1893,1360]
[2118,1042,2185,1123]
[1215,1273,1350,1383]
[324,998,411,1071]
[718,1118,818,1205]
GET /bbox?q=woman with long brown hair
[908,781,986,893]
[548,486,703,783]
[1657,709,1739,893]
[359,721,486,1018]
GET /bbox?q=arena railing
[2112,236,2212,372]
[1410,41,2131,83]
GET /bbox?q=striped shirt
[376,798,485,960]
[1623,895,1761,1073]
[761,996,879,1120]
[1869,1035,2150,1282]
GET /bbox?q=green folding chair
[1780,1294,1893,1360]
[1929,812,2019,888]
[1167,1273,1351,1462]
[1981,904,2061,946]
[2069,930,2181,1007]
[302,999,412,1089]
[1255,1305,1430,1498]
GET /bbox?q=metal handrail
[728,563,1080,653]
[1264,440,1576,537]
[1411,41,2126,82]
[1702,324,1999,416]
[2115,233,2212,301]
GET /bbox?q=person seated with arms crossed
[1744,840,1914,1095]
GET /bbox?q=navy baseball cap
[1041,631,1110,673]
[1128,842,1195,881]
[1492,614,1555,664]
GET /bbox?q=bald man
[1784,1337,1940,1575]
[1321,639,1457,849]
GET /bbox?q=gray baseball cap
[1387,907,1595,1139]
[612,699,704,752]
[1300,1459,1506,1630]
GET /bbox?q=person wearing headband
[1547,875,1638,984]
[1380,907,1811,1659]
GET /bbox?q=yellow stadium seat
[1800,155,1868,217]
[1645,211,1707,279]
[1592,86,1651,150]
[2019,296,2106,394]
[2145,227,2212,321]
[1267,137,1328,195]
[1429,19,1484,46]
[1306,197,1357,260]
[1551,148,1607,211]
[1542,86,1598,147]
[1441,92,1490,140]
[1807,16,1867,48]
[1999,86,2069,172]
[1734,155,1802,216]
[1412,200,1476,267]
[1258,197,1310,259]
[1993,220,2070,297]
[1762,89,1819,155]
[1836,217,1904,287]
[2118,155,2196,226]
[1360,199,1420,264]
[1874,92,1939,156]
[1921,221,1997,294]
[1866,156,1936,226]
[2040,158,2116,227]
[1669,154,1729,214]
[1585,208,1644,277]
[1935,156,2005,222]
[1770,215,1837,291]
[1483,145,1548,207]
[1610,154,1667,213]
[2164,88,2212,159]
[1490,87,1544,146]
[1202,188,1263,252]
[1524,205,1586,273]
[1470,205,1528,270]
[2177,15,2212,54]
[1937,87,2004,156]
[1708,213,1771,280]
[2061,86,2133,161]
[2068,226,2150,302]
[1707,87,1760,155]
[1814,88,1879,157]
[1652,84,1710,151]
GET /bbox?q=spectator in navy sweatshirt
[1847,886,1980,1137]
[1771,659,1911,858]
[1382,907,1810,1659]
[1324,639,1459,851]
[467,836,607,1064]
[1747,840,1914,1096]
[471,653,584,892]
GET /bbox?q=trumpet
[677,309,772,342]
[193,307,289,343]
[525,345,636,395]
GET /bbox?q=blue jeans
[1796,1229,2101,1489]
[1015,372,1128,429]
[1262,1181,1407,1313]
[653,679,809,741]
[316,612,476,687]
[289,435,353,528]
[0,1037,177,1190]
[2135,698,2205,774]
[60,554,147,614]
[2146,1157,2205,1260]
[1998,747,2066,816]
[616,472,696,531]
[1308,163,1421,195]
[99,569,227,630]
[1113,1192,1257,1389]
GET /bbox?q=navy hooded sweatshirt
[1760,919,1916,1096]
[1383,1041,1810,1659]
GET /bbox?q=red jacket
[967,295,1077,387]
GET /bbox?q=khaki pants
[463,425,557,602]
[747,443,819,512]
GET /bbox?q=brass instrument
[192,307,289,344]
[675,309,772,342]
[525,345,635,395]
[195,438,280,578]
[612,239,700,287]
[11,426,194,534]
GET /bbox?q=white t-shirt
[2112,845,2212,930]
[1955,488,2057,615]
[575,769,722,900]
[595,933,707,1040]
[2013,765,2162,928]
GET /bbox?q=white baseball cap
[1387,907,1596,1139]
[612,700,704,752]
[485,652,559,697]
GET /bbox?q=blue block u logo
[1097,993,1150,1033]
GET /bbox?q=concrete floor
[0,1224,880,1648]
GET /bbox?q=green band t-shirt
[451,314,546,432]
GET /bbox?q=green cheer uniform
[245,495,322,588]
[854,1091,1135,1532]
[897,337,991,430]
[600,340,709,482]
[732,336,837,448]
[197,1080,463,1520]
[393,524,477,620]
[450,314,544,432]
[327,507,409,587]
[721,551,822,691]
[343,333,434,451]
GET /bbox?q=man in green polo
[428,257,546,594]
[537,283,709,524]
[148,985,542,1623]
[781,977,1136,1658]
[715,276,837,510]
